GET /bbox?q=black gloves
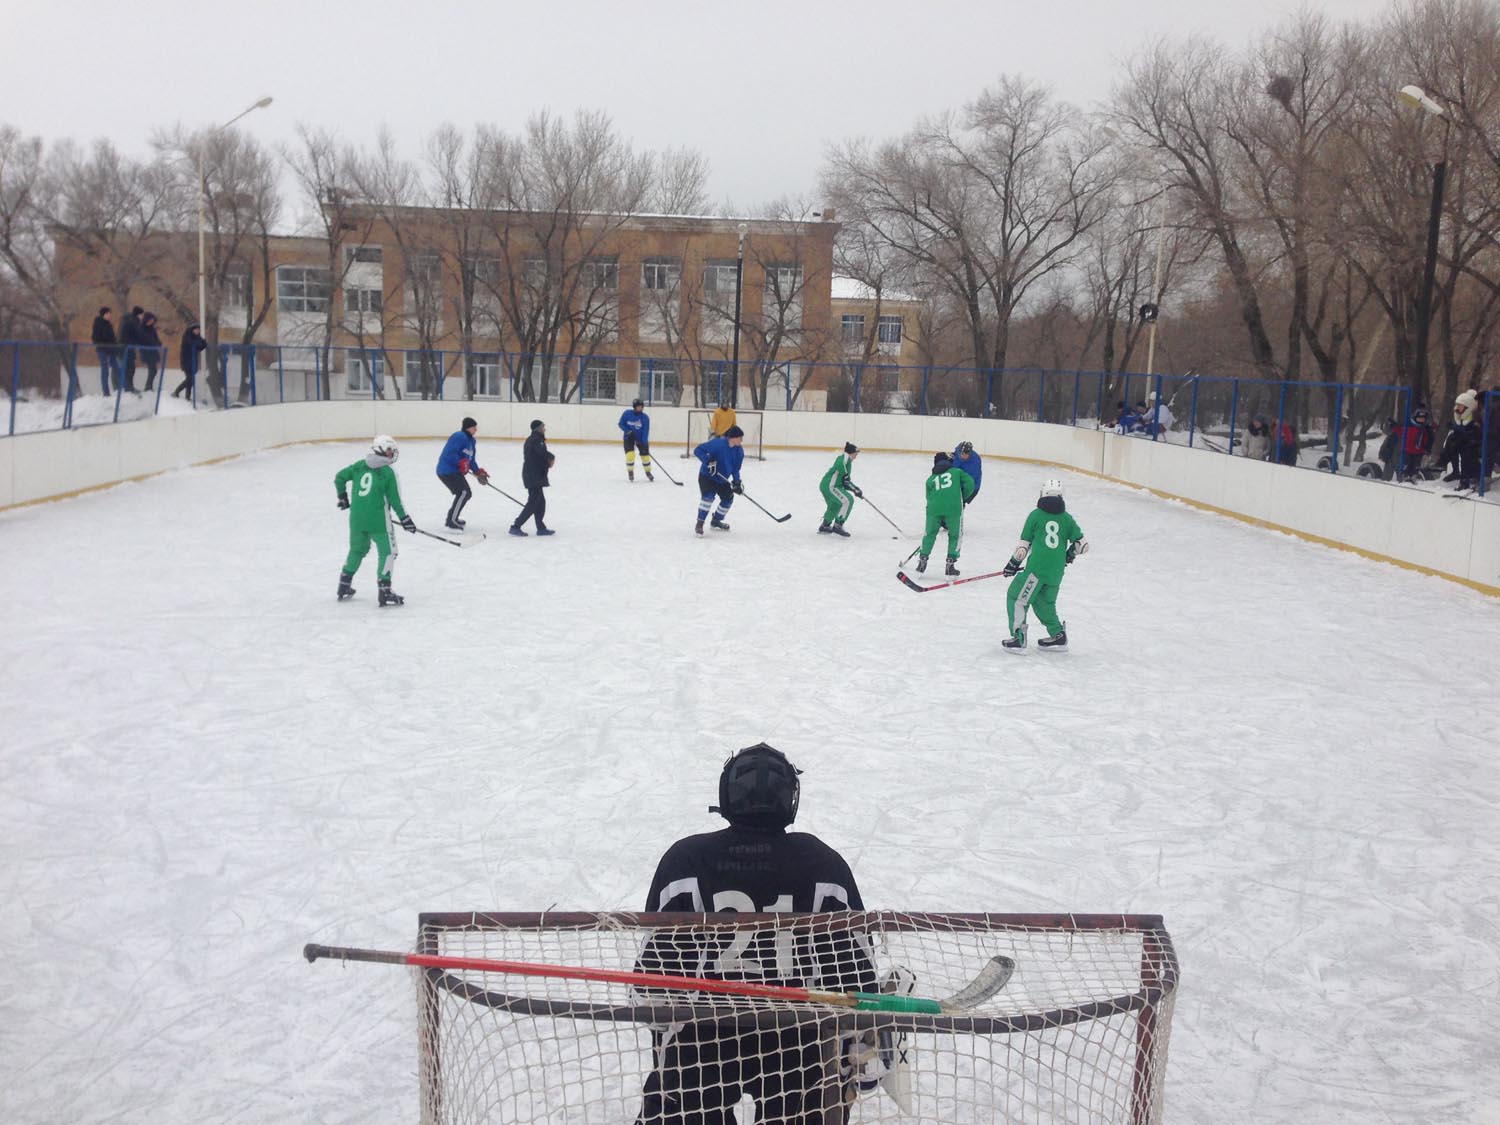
[400,515,417,533]
[852,486,864,499]
[1001,559,1020,577]
[731,480,744,494]
[337,494,350,510]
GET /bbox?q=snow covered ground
[1,440,1497,1123]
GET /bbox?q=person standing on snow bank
[334,435,416,607]
[435,416,488,530]
[1001,479,1087,653]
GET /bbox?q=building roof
[830,276,921,304]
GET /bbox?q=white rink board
[2,441,1498,1123]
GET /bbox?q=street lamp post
[1397,84,1451,407]
[197,96,274,330]
[730,221,748,408]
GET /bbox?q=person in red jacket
[1382,406,1436,482]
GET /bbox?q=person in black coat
[119,306,145,392]
[140,312,164,391]
[90,306,122,394]
[174,324,207,399]
[509,419,555,536]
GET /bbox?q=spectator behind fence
[1245,416,1296,464]
[1481,388,1500,479]
[90,306,122,394]
[140,312,163,392]
[1436,390,1483,491]
[1143,392,1175,437]
[1381,406,1435,482]
[119,305,145,393]
[174,324,206,400]
[1114,401,1143,435]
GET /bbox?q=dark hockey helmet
[933,452,953,471]
[711,743,801,829]
[958,440,974,455]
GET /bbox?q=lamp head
[1397,85,1444,116]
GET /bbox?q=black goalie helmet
[711,742,802,829]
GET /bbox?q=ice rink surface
[2,438,1497,1123]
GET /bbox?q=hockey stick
[412,527,485,548]
[303,943,1013,1015]
[481,480,525,507]
[859,495,905,538]
[649,458,684,486]
[896,568,1010,593]
[714,473,791,523]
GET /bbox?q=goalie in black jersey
[636,743,897,1124]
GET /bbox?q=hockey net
[415,911,1178,1124]
[683,409,766,460]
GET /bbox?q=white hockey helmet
[369,434,400,465]
[1040,479,1064,498]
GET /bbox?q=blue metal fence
[1,340,1493,497]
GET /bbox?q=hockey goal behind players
[683,409,766,461]
[386,909,1179,1124]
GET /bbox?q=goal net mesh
[415,911,1177,1124]
[683,410,766,460]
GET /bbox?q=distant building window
[583,258,619,291]
[841,314,866,344]
[703,260,739,296]
[345,286,382,314]
[468,352,504,397]
[643,258,681,291]
[277,266,332,313]
[346,350,383,393]
[225,270,252,310]
[641,360,680,404]
[580,357,617,403]
[346,245,383,265]
[876,366,900,393]
[877,315,903,345]
[403,350,443,394]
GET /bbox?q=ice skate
[1002,629,1027,653]
[536,527,556,536]
[711,514,730,531]
[508,525,528,537]
[818,522,833,534]
[695,519,705,536]
[377,581,404,607]
[831,524,851,538]
[915,554,928,573]
[628,468,635,482]
[945,558,960,576]
[1038,627,1068,651]
[336,572,356,601]
[645,469,654,482]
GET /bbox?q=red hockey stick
[896,568,1010,593]
[303,942,1013,1015]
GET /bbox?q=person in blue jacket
[693,424,745,535]
[619,398,654,482]
[435,416,488,530]
[952,440,982,504]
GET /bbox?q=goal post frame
[680,408,767,461]
[415,910,1179,1125]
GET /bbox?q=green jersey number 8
[1044,520,1060,549]
[357,471,374,497]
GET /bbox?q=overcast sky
[5,0,1385,218]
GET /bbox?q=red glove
[475,468,490,483]
[458,457,470,474]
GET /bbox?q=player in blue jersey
[435,416,488,530]
[693,425,746,535]
[952,440,982,503]
[618,399,654,482]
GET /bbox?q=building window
[277,266,332,313]
[403,350,443,395]
[840,314,866,345]
[346,350,383,393]
[764,263,803,329]
[468,352,504,397]
[225,269,252,310]
[877,315,903,345]
[583,258,619,291]
[703,260,739,296]
[580,357,617,403]
[345,286,382,314]
[643,258,681,291]
[345,245,383,265]
[876,366,900,393]
[640,361,680,404]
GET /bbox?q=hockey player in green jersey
[334,435,417,607]
[817,442,863,536]
[1000,479,1087,651]
[915,451,975,575]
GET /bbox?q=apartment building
[53,206,842,408]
